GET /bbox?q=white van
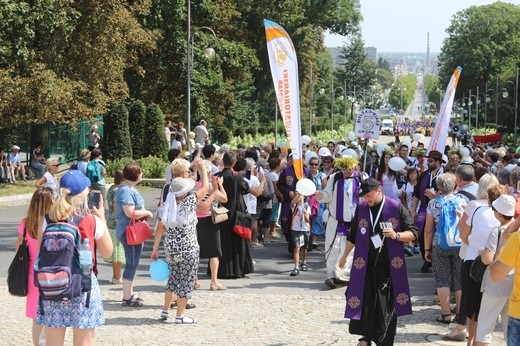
[380,119,394,135]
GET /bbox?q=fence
[0,117,104,163]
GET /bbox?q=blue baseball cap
[60,170,91,196]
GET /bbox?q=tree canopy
[438,2,520,130]
[0,0,363,138]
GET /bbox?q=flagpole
[275,100,278,148]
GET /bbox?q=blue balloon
[149,259,169,282]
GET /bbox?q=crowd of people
[10,126,520,345]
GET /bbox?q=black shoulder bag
[7,227,29,297]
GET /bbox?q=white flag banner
[264,19,303,179]
[428,66,462,153]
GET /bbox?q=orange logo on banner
[275,45,287,67]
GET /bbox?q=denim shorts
[508,316,520,346]
[292,231,310,249]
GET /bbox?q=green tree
[438,2,520,130]
[0,0,156,129]
[128,100,147,159]
[103,104,132,161]
[335,31,377,118]
[423,74,441,112]
[376,68,394,90]
[144,103,168,157]
[388,75,417,112]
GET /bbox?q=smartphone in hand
[88,191,101,209]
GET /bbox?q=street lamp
[186,0,217,145]
[309,75,326,134]
[503,67,519,134]
[332,86,345,131]
[399,85,406,114]
[347,86,361,120]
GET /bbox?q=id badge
[371,234,383,249]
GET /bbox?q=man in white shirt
[193,120,209,145]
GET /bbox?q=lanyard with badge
[369,196,386,250]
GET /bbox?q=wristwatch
[396,233,401,241]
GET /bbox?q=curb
[0,193,33,207]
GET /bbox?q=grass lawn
[0,181,37,197]
[0,180,156,198]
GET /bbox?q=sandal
[436,314,453,324]
[160,310,169,320]
[122,295,144,307]
[175,315,197,324]
[171,302,196,309]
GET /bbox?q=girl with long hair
[16,188,54,345]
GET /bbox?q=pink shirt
[18,219,40,319]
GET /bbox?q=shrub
[128,100,146,159]
[105,157,135,178]
[138,155,168,178]
[144,103,168,158]
[103,104,132,160]
[105,155,168,179]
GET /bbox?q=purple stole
[345,197,412,320]
[335,172,360,236]
[415,171,431,231]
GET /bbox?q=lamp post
[484,81,497,128]
[399,85,406,114]
[348,86,359,120]
[310,73,326,134]
[503,66,519,134]
[332,86,345,131]
[186,0,217,142]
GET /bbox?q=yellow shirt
[499,231,520,318]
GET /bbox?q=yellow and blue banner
[264,19,303,179]
[428,66,462,153]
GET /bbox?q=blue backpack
[435,196,463,250]
[35,217,93,313]
[86,160,102,184]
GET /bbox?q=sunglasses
[52,164,59,167]
[309,163,319,166]
[323,160,332,164]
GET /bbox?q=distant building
[327,46,378,68]
[394,58,408,78]
[364,47,377,62]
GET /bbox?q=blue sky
[325,0,520,52]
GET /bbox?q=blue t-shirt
[115,184,145,240]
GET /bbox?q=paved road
[0,185,506,345]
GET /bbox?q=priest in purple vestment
[339,178,418,346]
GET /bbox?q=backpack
[435,196,462,250]
[86,160,102,183]
[35,215,95,313]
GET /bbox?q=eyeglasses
[323,160,332,164]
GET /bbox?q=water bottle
[79,239,92,274]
